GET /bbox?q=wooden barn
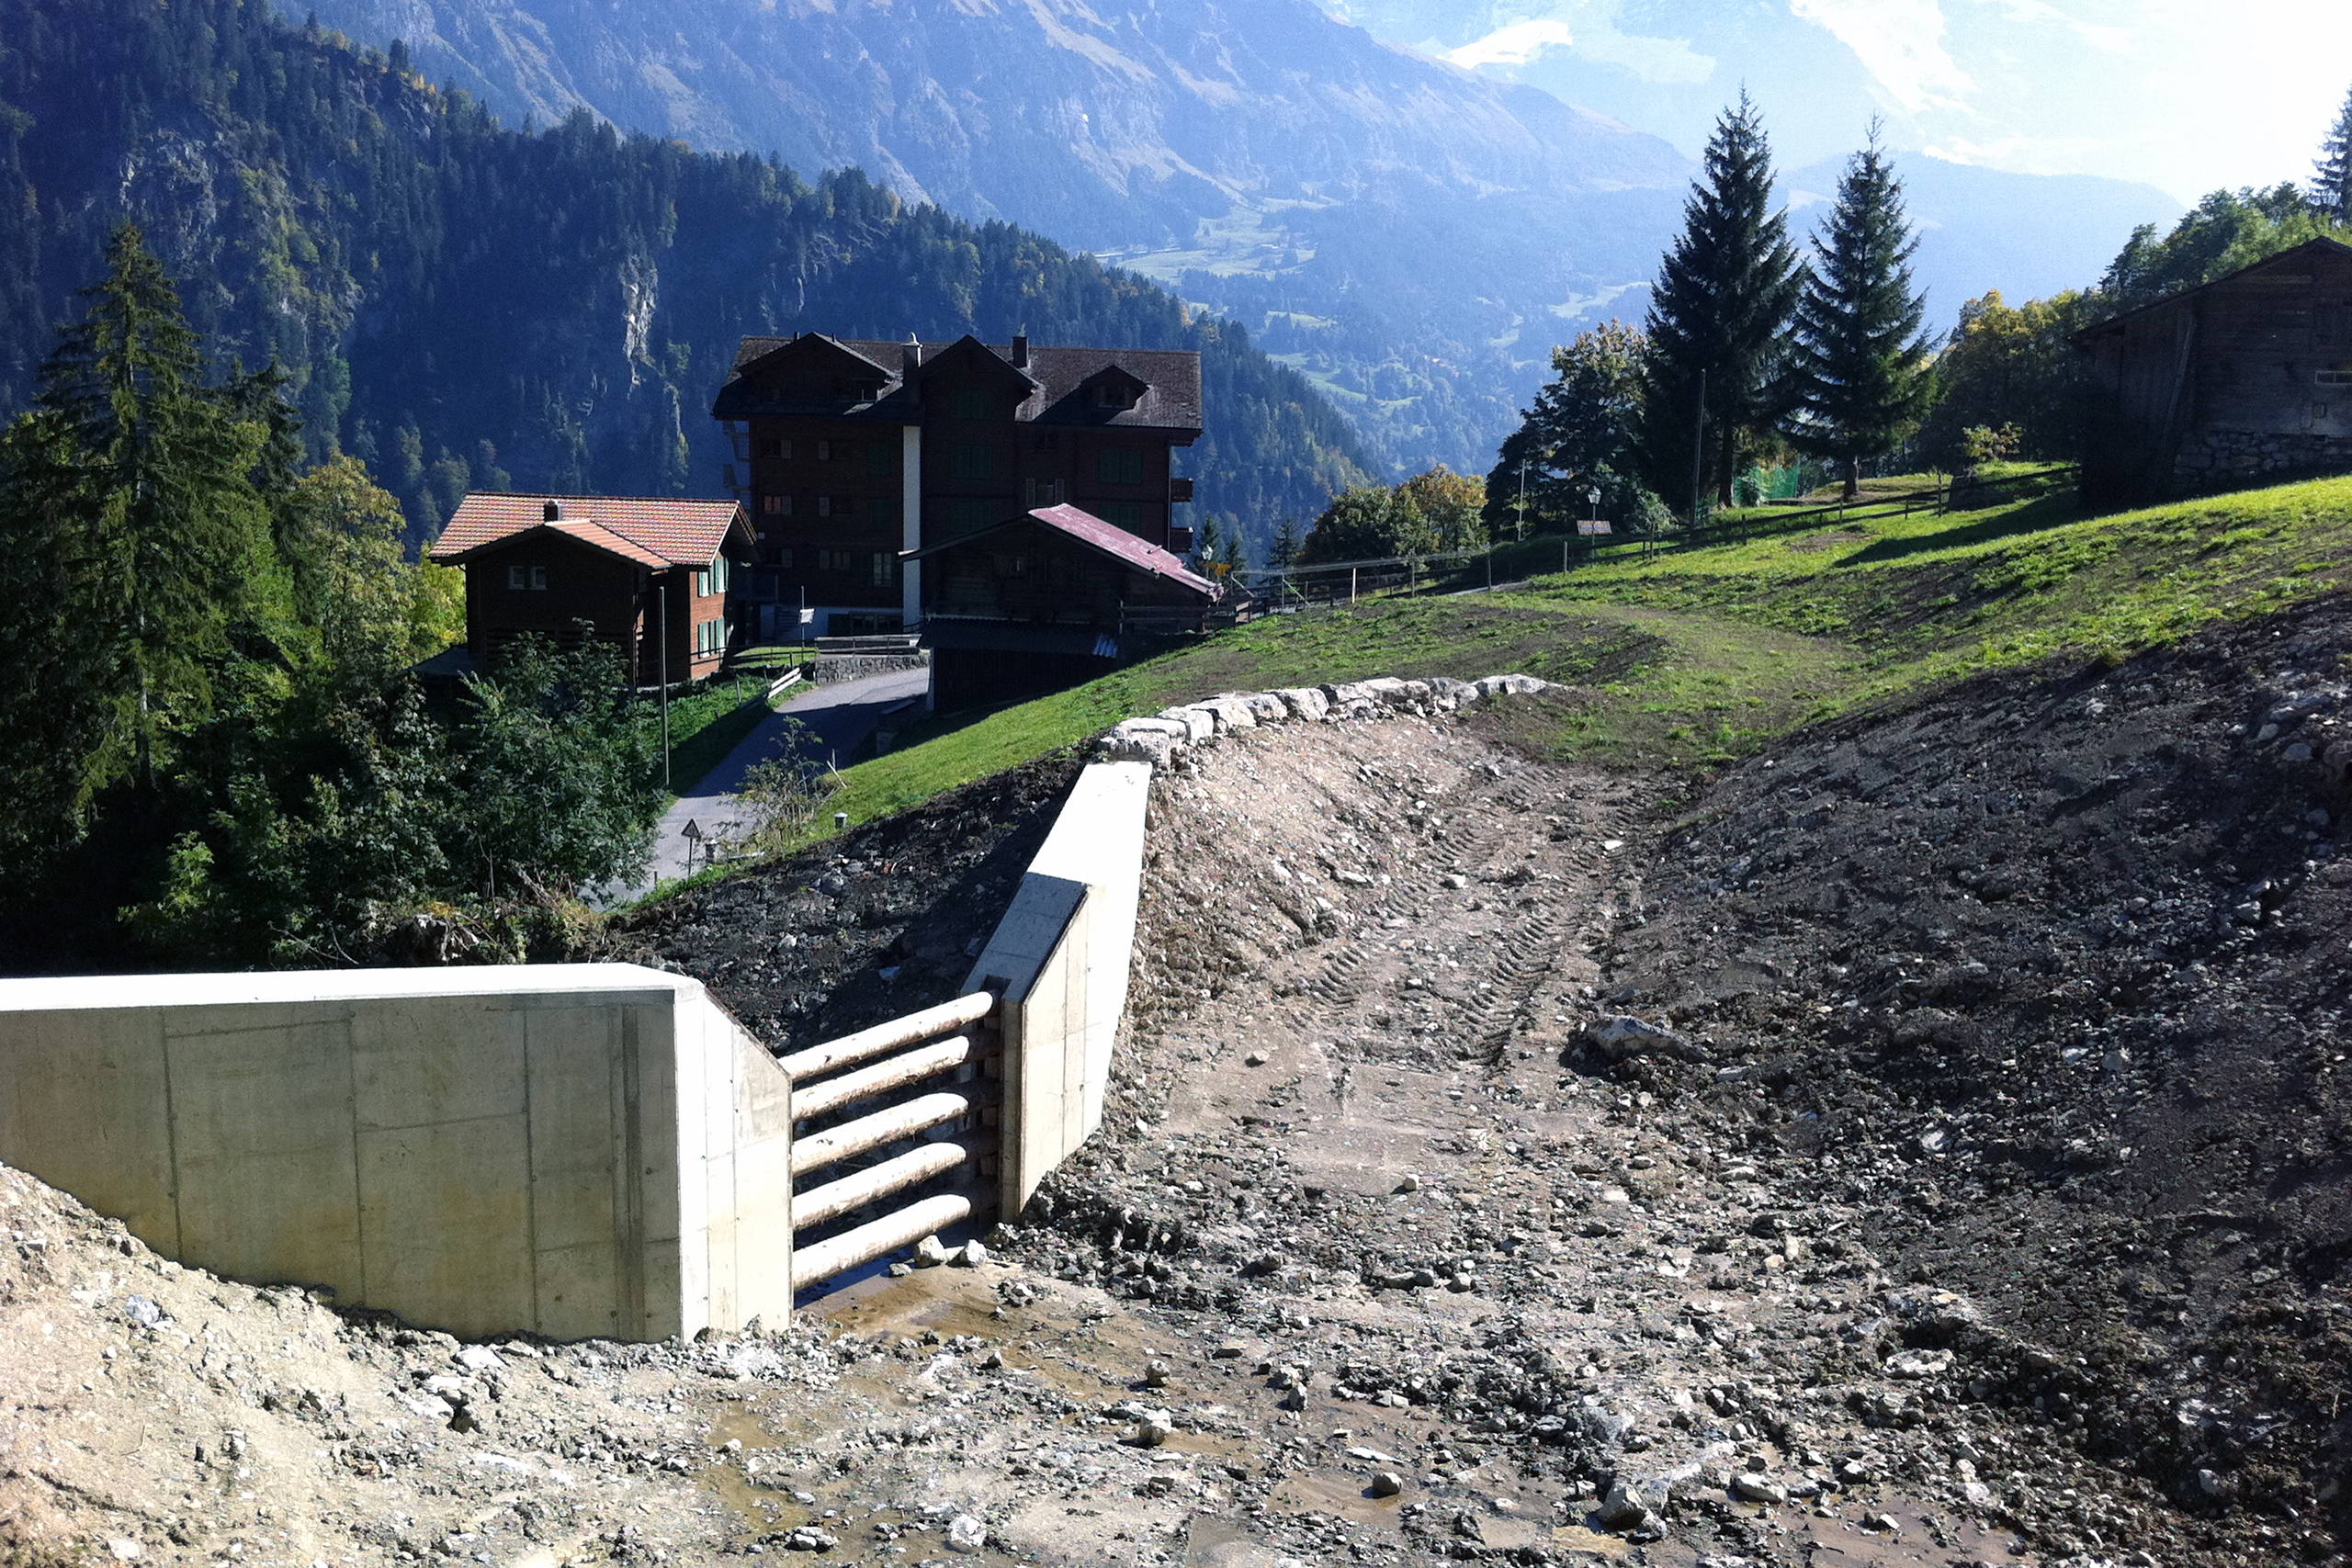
[2075,237,2352,507]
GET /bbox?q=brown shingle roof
[429,493,748,569]
[903,504,1217,598]
[713,333,1204,434]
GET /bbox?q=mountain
[0,0,1375,554]
[294,0,1698,475]
[295,0,2181,481]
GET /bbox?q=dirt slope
[8,607,2351,1567]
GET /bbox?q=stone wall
[2174,428,2352,491]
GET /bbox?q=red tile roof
[905,504,1217,597]
[429,493,747,569]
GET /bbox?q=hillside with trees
[0,0,1374,559]
[1488,84,2352,536]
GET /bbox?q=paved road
[619,667,932,899]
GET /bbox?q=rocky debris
[1099,671,1555,766]
[602,754,1079,1051]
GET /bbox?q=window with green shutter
[1095,447,1146,485]
[952,443,998,481]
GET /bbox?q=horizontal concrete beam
[791,1192,974,1290]
[790,1090,979,1179]
[789,1035,978,1122]
[793,1141,972,1232]
[777,992,995,1085]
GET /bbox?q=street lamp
[1586,486,1601,523]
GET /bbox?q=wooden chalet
[2076,237,2352,507]
[428,493,753,685]
[711,331,1213,703]
[905,504,1219,708]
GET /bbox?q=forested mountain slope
[0,0,1374,549]
[294,0,2177,477]
[293,0,1695,473]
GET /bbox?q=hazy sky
[1348,0,2352,201]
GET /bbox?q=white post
[900,425,923,628]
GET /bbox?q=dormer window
[1082,366,1149,413]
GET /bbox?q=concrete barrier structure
[0,965,793,1342]
[965,760,1152,1213]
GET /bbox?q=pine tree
[1784,135,1936,501]
[2316,86,2352,217]
[1270,516,1305,570]
[1635,92,1805,514]
[2,224,266,818]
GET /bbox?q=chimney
[1012,328,1030,369]
[903,333,923,378]
[543,499,564,522]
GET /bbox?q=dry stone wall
[1095,672,1553,768]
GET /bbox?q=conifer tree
[0,224,266,840]
[1270,515,1306,570]
[1784,135,1936,501]
[2317,85,2352,217]
[1635,93,1805,514]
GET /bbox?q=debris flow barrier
[780,990,1001,1292]
[0,672,1550,1337]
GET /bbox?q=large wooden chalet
[712,332,1215,706]
[428,493,752,685]
[2076,237,2352,507]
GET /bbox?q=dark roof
[2074,236,2352,344]
[903,504,1217,598]
[713,332,1204,434]
[430,493,751,569]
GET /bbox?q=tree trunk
[1842,456,1862,503]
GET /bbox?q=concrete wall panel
[165,1014,364,1293]
[967,759,1152,1216]
[0,1008,175,1250]
[0,965,797,1343]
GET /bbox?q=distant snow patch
[1446,19,1577,70]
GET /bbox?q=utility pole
[1515,459,1530,543]
[1690,367,1708,534]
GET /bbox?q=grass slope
[657,473,2352,889]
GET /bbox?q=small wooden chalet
[2075,237,2352,507]
[428,493,753,685]
[710,332,1208,682]
[903,503,1219,708]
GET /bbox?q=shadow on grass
[1837,494,2086,567]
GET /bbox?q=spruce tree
[2,224,266,820]
[1635,92,1805,514]
[1784,135,1936,501]
[2317,85,2352,217]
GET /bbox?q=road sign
[1577,520,1614,536]
[681,819,704,842]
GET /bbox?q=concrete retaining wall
[965,761,1153,1213]
[0,965,794,1342]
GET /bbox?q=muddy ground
[7,604,2352,1567]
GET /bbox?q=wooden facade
[907,505,1218,708]
[712,333,1204,644]
[2077,238,2352,508]
[430,496,752,686]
